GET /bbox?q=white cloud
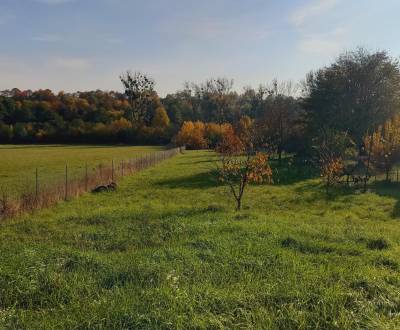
[290,0,340,27]
[52,57,91,70]
[298,27,346,55]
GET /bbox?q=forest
[1,48,400,185]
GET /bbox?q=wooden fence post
[112,160,114,182]
[35,168,39,200]
[65,164,68,201]
[85,163,88,191]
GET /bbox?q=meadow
[0,145,164,196]
[0,150,399,329]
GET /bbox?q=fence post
[35,168,38,199]
[112,160,114,182]
[85,163,88,191]
[65,164,68,201]
[121,160,124,177]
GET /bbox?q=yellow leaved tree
[364,114,400,181]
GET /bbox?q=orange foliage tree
[216,118,272,211]
[174,121,234,149]
[320,158,343,194]
[205,122,232,148]
[174,121,208,149]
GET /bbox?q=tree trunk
[236,198,241,211]
[278,148,282,167]
[364,134,373,192]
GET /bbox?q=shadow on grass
[178,159,216,166]
[156,170,220,189]
[281,236,362,256]
[294,180,356,203]
[270,158,319,186]
[370,181,400,218]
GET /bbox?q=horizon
[1,0,399,96]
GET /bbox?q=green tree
[120,71,155,126]
[303,48,400,147]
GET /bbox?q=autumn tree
[174,121,208,149]
[235,116,254,149]
[364,115,400,181]
[205,122,232,148]
[314,129,355,194]
[216,124,244,155]
[151,107,170,132]
[320,158,344,195]
[216,120,272,211]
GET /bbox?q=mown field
[0,145,164,196]
[0,150,400,329]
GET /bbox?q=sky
[0,0,399,96]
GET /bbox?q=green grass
[0,144,164,196]
[0,150,400,329]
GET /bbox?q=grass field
[0,150,400,329]
[0,145,164,196]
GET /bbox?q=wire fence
[370,168,400,183]
[0,147,185,220]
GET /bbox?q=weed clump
[366,238,390,250]
[281,237,298,248]
[373,256,398,271]
[205,204,224,213]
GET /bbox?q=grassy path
[0,150,399,329]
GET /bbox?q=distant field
[0,150,399,329]
[0,145,164,196]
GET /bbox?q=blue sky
[0,0,399,95]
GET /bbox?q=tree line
[1,48,400,181]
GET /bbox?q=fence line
[372,168,400,183]
[0,147,185,220]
